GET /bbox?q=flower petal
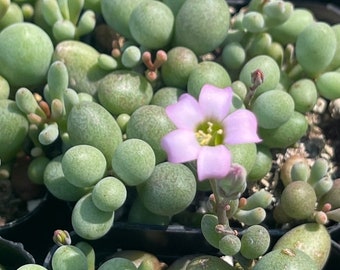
[197,145,231,181]
[166,94,204,130]
[161,129,201,163]
[199,84,233,121]
[223,109,262,145]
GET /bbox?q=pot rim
[0,236,35,267]
[0,192,49,233]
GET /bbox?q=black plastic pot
[0,236,35,270]
[324,224,340,269]
[42,222,286,269]
[0,193,73,265]
[43,223,218,269]
[43,222,340,269]
[0,192,48,237]
[294,0,340,24]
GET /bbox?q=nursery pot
[42,222,286,269]
[42,223,340,270]
[0,236,35,270]
[324,224,340,268]
[0,193,73,265]
[0,192,48,238]
[42,223,218,269]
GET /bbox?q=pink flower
[161,84,261,181]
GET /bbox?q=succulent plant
[1,0,340,269]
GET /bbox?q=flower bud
[53,229,71,246]
[217,163,247,200]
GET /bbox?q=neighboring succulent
[1,0,340,269]
[36,0,96,42]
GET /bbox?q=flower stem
[209,179,229,226]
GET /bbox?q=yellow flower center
[195,121,224,146]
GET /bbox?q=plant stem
[209,179,228,226]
